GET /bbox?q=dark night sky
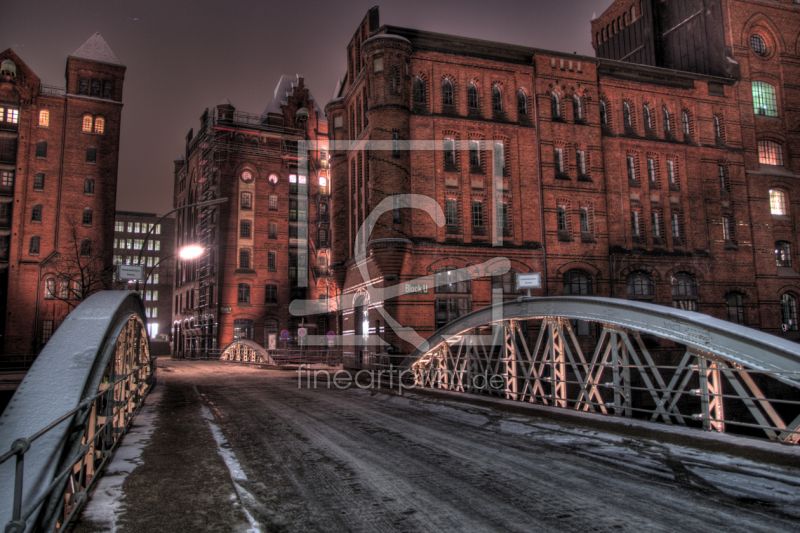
[1,0,614,215]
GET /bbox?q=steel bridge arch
[219,340,275,364]
[0,291,154,532]
[405,296,800,443]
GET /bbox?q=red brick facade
[0,35,125,355]
[328,5,799,361]
[172,77,330,357]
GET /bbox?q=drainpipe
[532,58,548,296]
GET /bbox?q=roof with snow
[217,97,235,107]
[70,33,123,66]
[263,74,326,123]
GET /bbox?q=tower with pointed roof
[0,34,126,355]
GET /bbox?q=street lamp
[134,197,228,291]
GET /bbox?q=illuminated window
[319,176,328,195]
[2,170,15,188]
[268,195,277,210]
[759,141,784,166]
[752,81,778,118]
[769,189,787,215]
[775,241,792,267]
[94,117,105,134]
[39,110,49,127]
[82,115,93,132]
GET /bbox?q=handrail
[0,291,154,533]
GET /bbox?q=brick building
[326,4,799,362]
[113,211,176,340]
[0,34,125,355]
[172,76,330,357]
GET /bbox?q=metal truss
[219,340,275,365]
[408,297,800,444]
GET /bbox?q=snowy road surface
[76,360,800,532]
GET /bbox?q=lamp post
[134,197,228,291]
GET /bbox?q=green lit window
[752,81,777,117]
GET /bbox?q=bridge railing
[0,291,154,533]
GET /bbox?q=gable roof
[263,74,326,123]
[70,33,123,66]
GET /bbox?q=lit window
[115,221,124,232]
[39,110,49,127]
[1,170,13,187]
[759,141,784,166]
[4,108,19,124]
[269,195,277,210]
[94,117,105,134]
[769,189,787,215]
[319,176,328,194]
[752,81,777,117]
[82,116,93,132]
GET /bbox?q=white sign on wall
[117,264,144,281]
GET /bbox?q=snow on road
[155,361,799,532]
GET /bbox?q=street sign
[117,264,144,281]
[279,330,291,342]
[516,273,542,290]
[298,328,307,338]
[404,282,429,295]
[327,331,335,339]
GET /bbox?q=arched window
[671,273,698,311]
[467,82,479,109]
[759,141,784,166]
[36,141,47,158]
[445,198,458,226]
[726,293,745,324]
[84,178,95,194]
[94,117,105,134]
[573,95,583,121]
[82,115,93,132]
[682,111,691,136]
[80,239,92,256]
[33,172,44,190]
[713,115,723,139]
[599,100,609,125]
[233,318,254,340]
[442,78,454,106]
[39,110,50,127]
[491,85,503,112]
[626,272,654,298]
[775,241,792,267]
[643,105,651,129]
[45,277,55,299]
[551,93,561,119]
[563,270,592,296]
[82,208,93,225]
[517,89,528,120]
[750,34,767,56]
[237,283,251,303]
[31,204,42,222]
[623,101,632,127]
[781,293,798,331]
[90,79,101,97]
[752,81,777,117]
[86,147,96,163]
[78,77,89,95]
[662,106,671,133]
[413,76,425,105]
[434,266,471,294]
[29,236,40,254]
[0,60,16,76]
[103,80,113,99]
[769,189,787,215]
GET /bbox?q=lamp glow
[179,245,204,260]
